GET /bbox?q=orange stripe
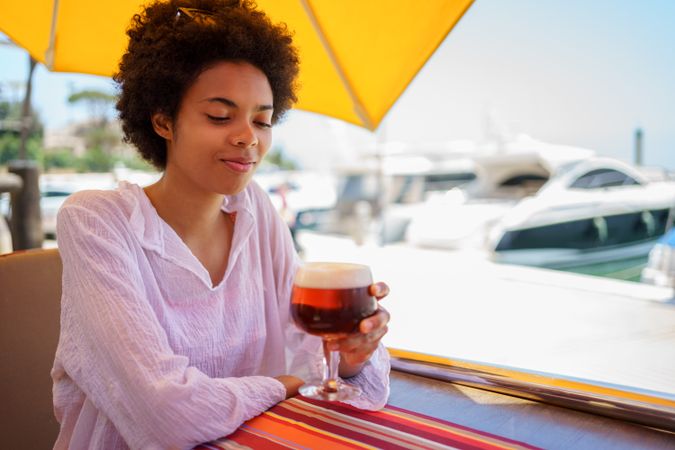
[266,411,375,449]
[246,411,371,449]
[236,426,298,449]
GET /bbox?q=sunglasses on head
[175,1,240,25]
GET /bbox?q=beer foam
[294,262,372,289]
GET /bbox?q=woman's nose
[230,121,258,148]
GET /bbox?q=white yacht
[488,157,675,269]
[332,154,477,243]
[407,141,675,271]
[405,135,595,250]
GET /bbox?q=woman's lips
[221,159,255,173]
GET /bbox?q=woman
[51,1,391,449]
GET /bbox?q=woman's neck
[144,170,226,239]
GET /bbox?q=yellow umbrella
[1,0,473,130]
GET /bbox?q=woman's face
[157,61,274,195]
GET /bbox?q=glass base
[299,379,362,401]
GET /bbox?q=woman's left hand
[332,282,390,378]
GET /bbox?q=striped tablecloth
[196,396,539,450]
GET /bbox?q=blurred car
[0,173,120,243]
[40,173,118,238]
[255,170,338,231]
[40,187,75,238]
[0,192,11,254]
[0,186,74,240]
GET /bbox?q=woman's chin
[216,179,251,196]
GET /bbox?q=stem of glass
[322,339,340,393]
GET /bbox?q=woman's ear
[151,113,173,141]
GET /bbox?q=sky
[1,0,675,170]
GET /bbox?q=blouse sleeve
[55,200,287,450]
[265,192,391,411]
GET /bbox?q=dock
[299,231,675,396]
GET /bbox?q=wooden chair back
[0,248,62,448]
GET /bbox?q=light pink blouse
[52,181,390,450]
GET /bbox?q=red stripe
[272,402,413,449]
[228,426,294,449]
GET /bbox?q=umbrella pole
[299,0,374,130]
[45,0,61,69]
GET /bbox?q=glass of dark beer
[291,262,377,401]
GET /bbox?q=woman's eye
[255,121,272,128]
[207,114,229,123]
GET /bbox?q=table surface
[388,370,675,450]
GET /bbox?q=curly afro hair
[114,0,299,169]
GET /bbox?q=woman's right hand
[274,375,304,399]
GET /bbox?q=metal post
[8,160,43,250]
[634,128,643,166]
[376,122,387,246]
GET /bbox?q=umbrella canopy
[1,0,473,130]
